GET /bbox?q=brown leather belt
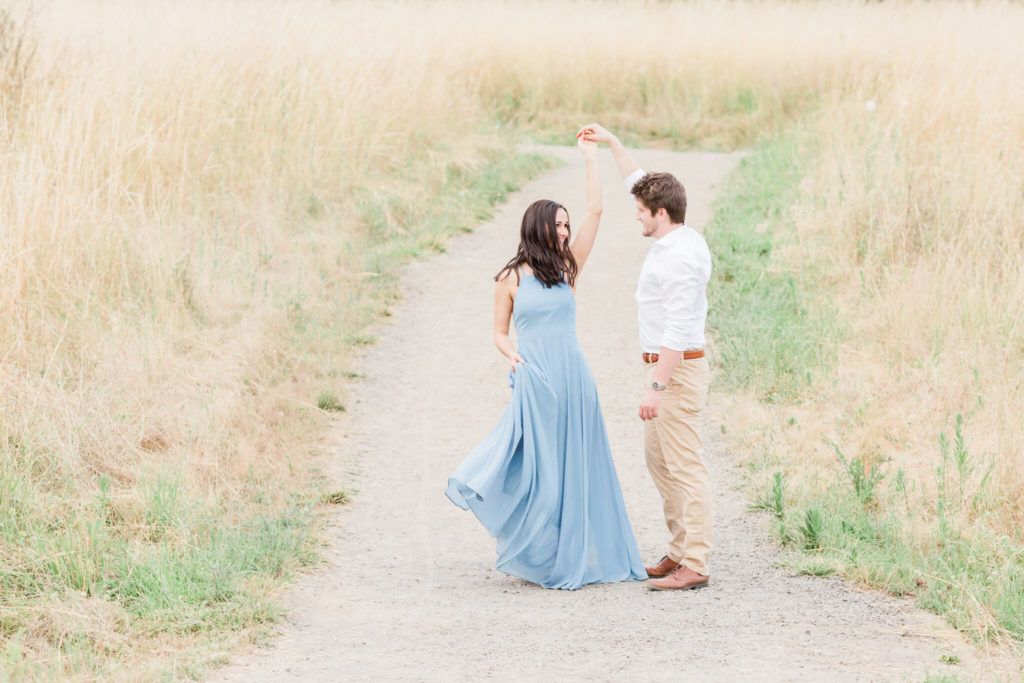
[642,350,704,363]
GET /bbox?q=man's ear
[656,207,669,220]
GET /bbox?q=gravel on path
[210,146,1000,682]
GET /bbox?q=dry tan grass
[1,1,496,497]
[775,7,1024,536]
[1,0,1022,674]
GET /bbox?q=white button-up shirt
[625,169,711,353]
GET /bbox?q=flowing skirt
[446,344,646,590]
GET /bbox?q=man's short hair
[632,172,687,224]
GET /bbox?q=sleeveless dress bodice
[512,274,577,338]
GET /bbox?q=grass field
[1,0,1022,678]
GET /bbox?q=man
[577,123,713,591]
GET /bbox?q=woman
[445,137,646,590]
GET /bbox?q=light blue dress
[446,273,647,589]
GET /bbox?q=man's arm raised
[577,123,640,181]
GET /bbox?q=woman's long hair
[495,199,578,288]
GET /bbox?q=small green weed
[316,392,346,412]
[752,471,787,521]
[319,490,349,505]
[828,439,885,506]
[789,555,839,577]
[798,506,825,551]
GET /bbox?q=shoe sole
[647,580,710,592]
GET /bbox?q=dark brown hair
[495,199,577,288]
[632,172,687,224]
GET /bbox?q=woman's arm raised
[568,137,602,274]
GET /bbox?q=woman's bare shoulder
[495,267,523,299]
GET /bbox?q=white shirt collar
[653,225,688,248]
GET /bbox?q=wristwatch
[650,380,668,391]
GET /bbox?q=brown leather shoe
[648,564,709,591]
[644,555,680,578]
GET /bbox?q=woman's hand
[577,123,616,145]
[577,135,598,161]
[510,352,525,372]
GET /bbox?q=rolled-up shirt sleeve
[623,168,645,192]
[658,255,704,351]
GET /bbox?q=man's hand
[577,123,638,179]
[577,135,598,161]
[577,122,617,145]
[639,388,663,421]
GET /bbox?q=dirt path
[211,146,992,681]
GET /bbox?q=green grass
[708,129,1024,654]
[768,429,1024,647]
[705,129,836,403]
[0,462,317,679]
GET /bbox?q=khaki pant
[643,357,713,575]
